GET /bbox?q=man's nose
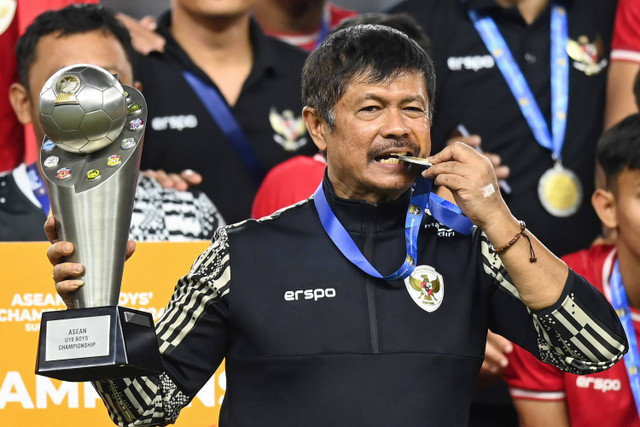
[381,109,410,138]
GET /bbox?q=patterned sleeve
[479,233,627,375]
[92,227,232,426]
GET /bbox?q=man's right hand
[44,216,136,309]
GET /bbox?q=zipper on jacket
[364,206,380,354]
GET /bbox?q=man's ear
[592,188,618,230]
[302,106,327,152]
[8,82,33,126]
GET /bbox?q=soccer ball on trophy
[39,64,127,153]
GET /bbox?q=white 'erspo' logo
[447,55,495,72]
[151,115,198,131]
[284,288,336,302]
[575,376,622,393]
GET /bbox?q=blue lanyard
[609,260,640,416]
[182,70,266,186]
[26,163,50,215]
[312,5,331,49]
[467,4,569,161]
[313,177,473,281]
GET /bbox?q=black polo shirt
[386,0,617,256]
[138,11,316,224]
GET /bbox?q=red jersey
[262,3,357,52]
[251,153,325,218]
[611,0,640,64]
[504,244,640,426]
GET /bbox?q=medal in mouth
[387,153,433,169]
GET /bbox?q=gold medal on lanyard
[537,161,582,217]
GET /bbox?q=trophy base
[36,306,162,382]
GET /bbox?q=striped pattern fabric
[92,227,232,426]
[480,233,626,375]
[90,226,626,425]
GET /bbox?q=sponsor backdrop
[0,241,225,427]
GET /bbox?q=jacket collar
[319,175,411,234]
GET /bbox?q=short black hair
[302,24,436,130]
[15,4,135,90]
[597,113,640,192]
[333,13,432,55]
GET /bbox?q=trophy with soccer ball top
[35,64,161,381]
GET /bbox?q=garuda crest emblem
[567,35,607,76]
[269,107,308,151]
[404,265,444,312]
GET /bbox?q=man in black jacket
[48,25,627,426]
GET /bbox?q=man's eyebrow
[358,93,427,104]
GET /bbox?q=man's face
[321,71,431,203]
[26,30,134,143]
[613,168,640,262]
[174,0,254,18]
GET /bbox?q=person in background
[504,113,640,427]
[1,4,223,242]
[604,0,640,130]
[0,0,99,173]
[135,0,317,224]
[252,0,357,51]
[47,24,627,427]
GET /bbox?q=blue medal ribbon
[609,260,640,416]
[313,177,473,281]
[182,70,266,186]
[26,163,50,215]
[466,3,569,162]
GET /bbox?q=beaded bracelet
[491,220,537,263]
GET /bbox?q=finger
[44,215,59,244]
[55,279,84,310]
[494,165,510,180]
[125,240,137,261]
[180,169,203,186]
[169,173,188,191]
[462,134,482,148]
[484,342,509,369]
[428,141,476,165]
[53,261,84,283]
[143,169,157,179]
[488,332,514,354]
[484,153,501,168]
[47,241,74,266]
[139,15,157,31]
[133,33,166,55]
[152,170,175,188]
[480,359,500,374]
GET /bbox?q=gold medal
[537,163,582,217]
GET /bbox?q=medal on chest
[537,161,583,217]
[404,265,445,313]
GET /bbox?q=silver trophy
[35,64,161,381]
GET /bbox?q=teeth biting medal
[388,154,433,169]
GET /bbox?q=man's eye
[360,105,380,112]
